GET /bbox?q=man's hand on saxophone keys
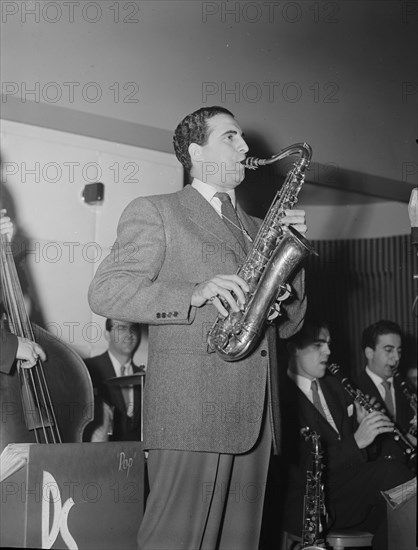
[281,208,307,235]
[191,274,249,316]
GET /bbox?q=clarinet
[300,427,327,550]
[391,365,417,437]
[327,364,416,462]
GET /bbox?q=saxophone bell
[208,143,316,361]
[300,427,327,549]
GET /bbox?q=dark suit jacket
[280,375,368,533]
[0,328,18,374]
[356,370,414,463]
[280,374,414,538]
[89,185,306,454]
[84,351,143,441]
[282,375,366,480]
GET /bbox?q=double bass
[0,226,94,452]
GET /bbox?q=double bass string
[0,232,61,443]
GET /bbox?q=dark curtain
[305,234,417,378]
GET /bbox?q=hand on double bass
[0,209,14,241]
[1,209,47,369]
[16,336,47,369]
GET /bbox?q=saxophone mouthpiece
[242,157,260,170]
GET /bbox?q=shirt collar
[108,351,132,375]
[191,178,237,208]
[287,368,317,394]
[365,365,393,386]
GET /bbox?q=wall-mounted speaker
[82,182,105,205]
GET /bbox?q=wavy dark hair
[173,106,234,172]
[286,319,330,355]
[361,320,402,351]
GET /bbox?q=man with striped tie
[88,106,308,549]
[356,320,416,466]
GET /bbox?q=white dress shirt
[287,369,339,433]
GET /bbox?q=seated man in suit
[83,318,144,442]
[356,320,416,466]
[281,320,414,550]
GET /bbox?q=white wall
[0,120,183,360]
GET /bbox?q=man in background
[356,320,416,466]
[83,318,144,442]
[281,320,414,550]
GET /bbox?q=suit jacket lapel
[360,372,410,425]
[295,384,340,438]
[359,372,385,408]
[178,186,249,259]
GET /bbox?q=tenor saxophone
[300,427,327,549]
[207,143,317,361]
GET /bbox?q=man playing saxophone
[280,320,414,550]
[89,106,307,549]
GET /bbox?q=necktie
[311,379,326,419]
[120,364,134,417]
[215,192,248,252]
[382,380,395,418]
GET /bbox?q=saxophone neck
[243,142,312,169]
[266,142,312,166]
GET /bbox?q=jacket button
[261,350,267,357]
